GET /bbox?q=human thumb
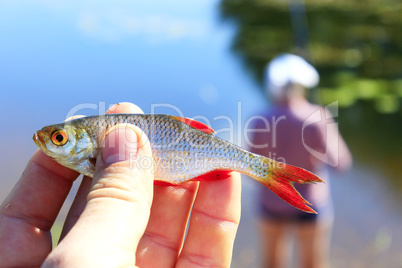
[44,124,154,268]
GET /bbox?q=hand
[0,102,241,267]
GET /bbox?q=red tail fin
[255,160,324,213]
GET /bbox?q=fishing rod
[288,0,322,104]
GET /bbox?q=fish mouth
[33,131,45,147]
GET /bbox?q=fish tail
[252,157,324,214]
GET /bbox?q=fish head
[33,123,96,176]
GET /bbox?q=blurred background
[0,0,401,267]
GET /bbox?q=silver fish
[33,114,323,213]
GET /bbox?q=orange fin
[191,170,232,181]
[275,164,324,185]
[154,171,232,186]
[255,159,324,214]
[269,164,323,213]
[268,173,316,213]
[169,116,215,134]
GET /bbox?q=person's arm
[325,112,352,172]
[314,107,352,172]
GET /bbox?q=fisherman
[249,54,352,268]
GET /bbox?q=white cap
[265,53,319,99]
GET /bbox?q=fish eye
[51,130,68,146]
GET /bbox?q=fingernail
[106,103,144,114]
[102,125,138,165]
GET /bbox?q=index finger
[0,149,80,265]
[177,172,241,267]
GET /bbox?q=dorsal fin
[169,116,215,135]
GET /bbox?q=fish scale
[33,113,324,213]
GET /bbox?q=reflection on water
[339,102,402,193]
[233,165,402,268]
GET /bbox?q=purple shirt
[249,101,350,215]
